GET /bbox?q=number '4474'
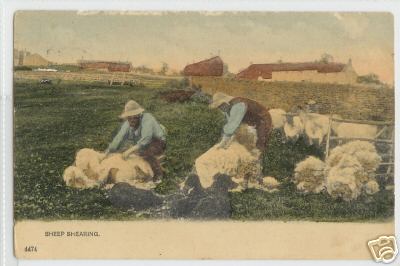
[25,246,37,252]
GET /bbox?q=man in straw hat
[106,100,166,181]
[210,92,272,153]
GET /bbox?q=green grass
[14,80,394,221]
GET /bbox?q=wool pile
[293,156,326,193]
[293,141,382,201]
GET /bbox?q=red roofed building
[236,59,357,84]
[183,56,224,77]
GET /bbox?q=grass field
[14,79,394,221]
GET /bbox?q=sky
[14,11,394,84]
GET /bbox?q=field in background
[14,71,182,89]
[14,79,394,221]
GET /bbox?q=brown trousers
[230,97,272,152]
[139,138,166,177]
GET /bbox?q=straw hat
[209,92,234,109]
[119,100,145,119]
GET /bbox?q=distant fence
[14,71,181,88]
[192,76,394,121]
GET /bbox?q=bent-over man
[106,100,166,181]
[209,92,272,153]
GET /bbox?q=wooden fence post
[325,113,333,160]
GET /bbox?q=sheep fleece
[194,141,259,188]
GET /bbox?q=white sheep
[63,166,100,189]
[269,109,287,130]
[98,153,155,190]
[293,156,326,193]
[195,141,260,189]
[283,116,304,141]
[74,148,106,180]
[63,148,155,190]
[331,121,377,140]
[298,111,330,146]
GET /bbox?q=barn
[183,56,224,76]
[236,59,357,84]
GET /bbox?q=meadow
[14,79,394,221]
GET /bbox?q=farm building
[236,59,357,84]
[14,50,50,66]
[78,60,132,72]
[183,56,224,76]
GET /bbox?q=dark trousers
[139,139,166,177]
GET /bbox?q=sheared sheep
[293,156,326,193]
[284,116,304,141]
[269,109,287,129]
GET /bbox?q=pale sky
[14,11,394,84]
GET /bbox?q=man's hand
[122,145,140,160]
[217,135,232,150]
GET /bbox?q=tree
[357,73,382,85]
[319,53,334,64]
[159,62,169,75]
[222,63,235,78]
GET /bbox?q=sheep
[63,149,155,190]
[331,121,377,140]
[283,116,304,141]
[298,111,330,146]
[269,109,287,130]
[63,166,100,189]
[293,156,326,193]
[194,141,260,189]
[74,148,106,181]
[97,153,155,190]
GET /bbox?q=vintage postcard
[11,10,396,261]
